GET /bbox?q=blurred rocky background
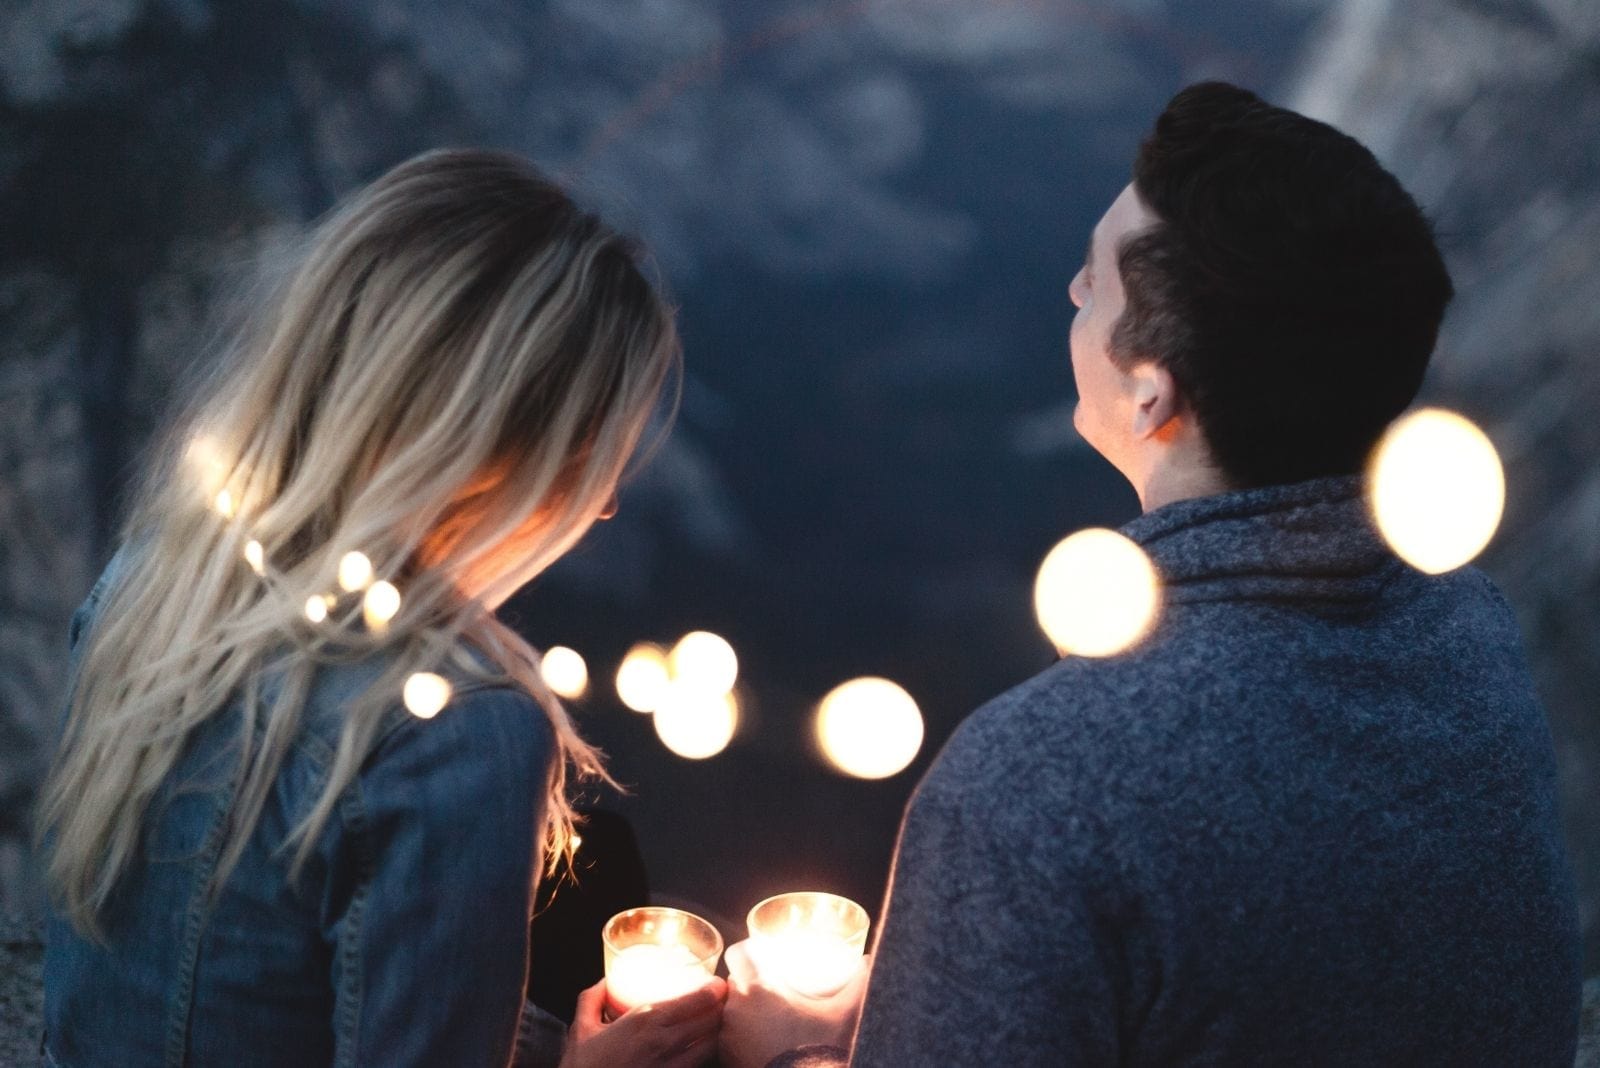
[0,0,1595,979]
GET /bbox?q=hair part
[37,149,681,938]
[1110,81,1455,488]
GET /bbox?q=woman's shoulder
[299,647,556,777]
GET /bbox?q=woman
[36,150,723,1067]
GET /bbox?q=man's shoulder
[917,652,1173,815]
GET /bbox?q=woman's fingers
[660,1031,719,1068]
[569,979,608,1042]
[641,976,727,1027]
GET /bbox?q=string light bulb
[616,643,671,713]
[668,631,739,698]
[541,646,590,700]
[403,672,452,719]
[338,551,374,592]
[1369,408,1505,574]
[815,677,924,779]
[1033,529,1161,657]
[304,595,329,624]
[362,580,401,631]
[243,539,265,575]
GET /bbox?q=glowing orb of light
[668,631,739,697]
[338,551,374,592]
[1033,528,1160,658]
[541,645,590,700]
[815,677,924,780]
[616,643,671,713]
[187,435,231,500]
[403,672,452,719]
[1369,408,1505,575]
[653,684,738,760]
[304,595,329,624]
[362,580,402,631]
[213,489,236,518]
[243,539,265,575]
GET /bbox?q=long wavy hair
[37,149,681,938]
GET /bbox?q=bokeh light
[1369,407,1505,574]
[243,539,265,575]
[403,672,452,719]
[815,677,924,780]
[1033,528,1160,657]
[668,631,739,697]
[362,580,401,631]
[338,550,374,592]
[304,595,328,624]
[653,684,739,760]
[541,645,590,700]
[616,643,671,713]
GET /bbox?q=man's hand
[717,939,869,1068]
[560,976,726,1068]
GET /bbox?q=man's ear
[1129,362,1181,442]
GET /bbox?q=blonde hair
[37,149,681,938]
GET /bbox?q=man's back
[851,477,1582,1065]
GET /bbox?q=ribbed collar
[1120,475,1406,606]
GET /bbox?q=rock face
[1287,0,1600,974]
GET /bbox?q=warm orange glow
[1369,408,1505,574]
[668,630,739,697]
[653,684,738,760]
[815,677,924,780]
[746,891,869,998]
[616,643,671,713]
[541,646,590,700]
[1033,528,1160,657]
[602,907,722,1015]
[403,672,452,719]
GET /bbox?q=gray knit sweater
[791,476,1582,1066]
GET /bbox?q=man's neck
[1135,453,1233,514]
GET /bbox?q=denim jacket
[42,554,568,1067]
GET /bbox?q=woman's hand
[559,976,727,1068]
[717,940,870,1068]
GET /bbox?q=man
[720,81,1584,1066]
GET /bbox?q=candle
[602,907,723,1016]
[746,891,869,998]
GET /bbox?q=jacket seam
[161,784,234,1068]
[331,778,374,1068]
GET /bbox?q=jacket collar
[1120,475,1407,606]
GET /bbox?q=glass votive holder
[602,906,723,1017]
[746,891,870,998]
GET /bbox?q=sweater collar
[1119,475,1406,606]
